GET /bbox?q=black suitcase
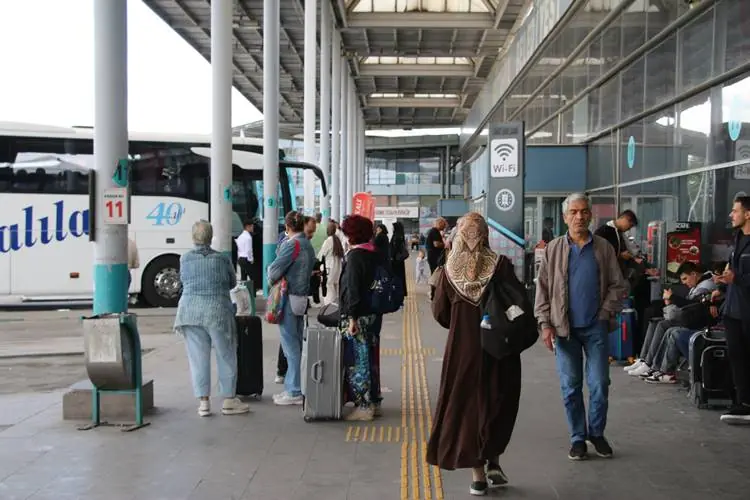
[688,327,734,409]
[236,315,263,399]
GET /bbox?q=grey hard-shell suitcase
[301,324,343,422]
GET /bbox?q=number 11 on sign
[102,187,129,225]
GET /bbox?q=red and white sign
[102,187,129,225]
[352,192,375,221]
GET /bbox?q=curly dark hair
[341,215,374,245]
[284,211,305,232]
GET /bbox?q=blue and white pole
[262,0,280,296]
[93,0,129,315]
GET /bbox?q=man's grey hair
[561,192,591,214]
[192,220,213,246]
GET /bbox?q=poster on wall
[487,121,526,281]
[665,221,702,285]
[352,192,375,222]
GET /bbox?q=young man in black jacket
[714,196,750,424]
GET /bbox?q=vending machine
[647,221,702,286]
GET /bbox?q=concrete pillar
[210,0,233,255]
[262,0,280,296]
[330,29,341,222]
[93,0,129,315]
[303,0,317,215]
[340,68,349,217]
[319,4,331,223]
[360,116,366,193]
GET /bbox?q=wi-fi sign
[737,144,750,160]
[490,138,519,178]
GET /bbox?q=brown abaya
[426,258,522,470]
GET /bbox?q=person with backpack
[339,214,385,422]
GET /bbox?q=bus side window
[129,145,208,203]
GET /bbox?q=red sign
[352,192,375,221]
[665,222,701,283]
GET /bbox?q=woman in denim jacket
[267,211,315,406]
[174,220,250,417]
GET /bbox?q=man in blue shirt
[535,192,626,461]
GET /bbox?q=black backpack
[479,258,538,360]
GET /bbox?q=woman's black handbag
[317,303,340,327]
[479,258,538,360]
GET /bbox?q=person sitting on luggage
[173,220,250,417]
[267,211,316,406]
[339,214,385,422]
[628,262,717,378]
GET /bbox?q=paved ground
[0,288,749,499]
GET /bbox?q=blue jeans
[555,321,610,444]
[182,324,237,398]
[676,329,693,359]
[278,299,303,396]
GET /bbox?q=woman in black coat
[389,222,409,297]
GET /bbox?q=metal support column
[330,29,341,222]
[262,0,280,296]
[319,4,331,223]
[210,0,233,255]
[360,115,366,193]
[346,81,355,214]
[93,0,129,315]
[340,68,349,217]
[303,0,317,214]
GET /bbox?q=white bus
[0,123,326,307]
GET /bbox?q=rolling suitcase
[609,298,636,362]
[688,327,734,409]
[301,324,343,422]
[235,281,263,399]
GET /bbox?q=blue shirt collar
[566,231,593,247]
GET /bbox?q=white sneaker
[274,375,285,384]
[629,363,651,376]
[625,360,643,372]
[221,397,250,415]
[273,392,303,406]
[198,400,211,417]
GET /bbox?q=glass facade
[460,0,750,258]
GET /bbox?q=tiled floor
[1,290,749,499]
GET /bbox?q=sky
[0,0,262,134]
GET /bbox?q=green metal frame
[78,313,150,432]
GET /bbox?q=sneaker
[469,481,488,496]
[645,372,676,384]
[221,397,250,415]
[273,392,303,406]
[486,462,508,487]
[344,406,375,421]
[274,375,285,384]
[624,359,644,372]
[588,436,613,458]
[629,363,651,376]
[641,369,662,380]
[568,441,588,460]
[720,404,750,425]
[198,400,211,417]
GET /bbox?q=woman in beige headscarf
[426,212,522,497]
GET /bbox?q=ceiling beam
[493,0,511,29]
[346,12,495,29]
[367,97,462,108]
[358,63,475,78]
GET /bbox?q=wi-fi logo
[493,143,515,160]
[738,145,750,160]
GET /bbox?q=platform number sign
[146,202,185,226]
[490,138,519,178]
[112,158,129,187]
[102,188,129,225]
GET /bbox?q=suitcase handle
[312,360,324,383]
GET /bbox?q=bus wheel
[142,255,182,308]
